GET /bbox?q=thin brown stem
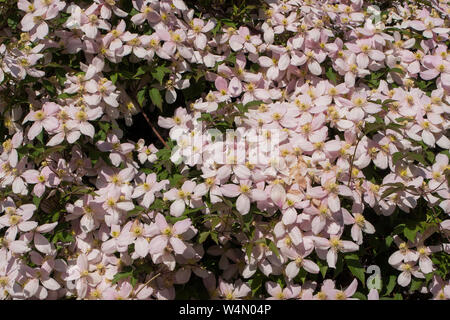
[132,272,161,299]
[347,132,363,187]
[141,109,168,148]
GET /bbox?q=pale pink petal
[236,194,250,215]
[170,199,185,217]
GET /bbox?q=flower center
[76,110,88,121]
[9,215,21,225]
[132,226,143,236]
[162,227,172,236]
[240,185,250,193]
[330,237,342,249]
[2,139,12,152]
[354,213,365,227]
[34,111,45,120]
[335,291,346,300]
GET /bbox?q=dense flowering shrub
[0,0,449,300]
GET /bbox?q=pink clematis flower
[323,278,359,300]
[0,131,23,167]
[217,278,250,300]
[346,39,386,66]
[132,172,169,208]
[220,180,267,215]
[19,0,64,40]
[103,281,133,300]
[420,55,450,87]
[148,213,193,256]
[22,166,61,197]
[188,18,215,50]
[23,102,60,140]
[0,199,37,234]
[229,26,262,54]
[67,106,103,139]
[164,181,201,217]
[314,235,359,268]
[65,253,99,298]
[388,235,420,266]
[393,261,424,287]
[265,281,301,300]
[342,203,375,245]
[284,245,320,280]
[131,1,161,25]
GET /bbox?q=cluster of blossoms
[0,0,449,300]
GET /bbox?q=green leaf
[243,100,263,110]
[425,151,435,164]
[63,232,74,243]
[425,272,434,283]
[33,196,42,208]
[130,275,137,288]
[246,242,254,261]
[168,174,184,187]
[211,20,222,37]
[130,8,140,16]
[210,231,219,244]
[296,268,307,284]
[7,18,18,29]
[406,152,428,166]
[198,231,210,244]
[392,152,403,164]
[385,275,397,295]
[344,254,365,286]
[36,131,44,145]
[57,92,77,99]
[410,279,423,292]
[199,113,213,123]
[389,67,405,75]
[385,122,404,133]
[364,121,385,135]
[326,67,337,85]
[193,71,204,82]
[381,186,403,199]
[333,256,344,278]
[149,88,163,111]
[266,239,280,258]
[51,211,60,222]
[134,66,148,79]
[393,293,403,300]
[249,63,260,73]
[126,205,145,218]
[98,122,111,133]
[111,271,133,284]
[395,117,413,123]
[317,260,328,278]
[225,53,236,65]
[110,73,118,84]
[249,273,263,297]
[185,206,205,214]
[403,224,420,242]
[210,216,221,229]
[137,87,147,107]
[151,66,171,85]
[352,292,367,300]
[381,99,398,106]
[385,235,393,248]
